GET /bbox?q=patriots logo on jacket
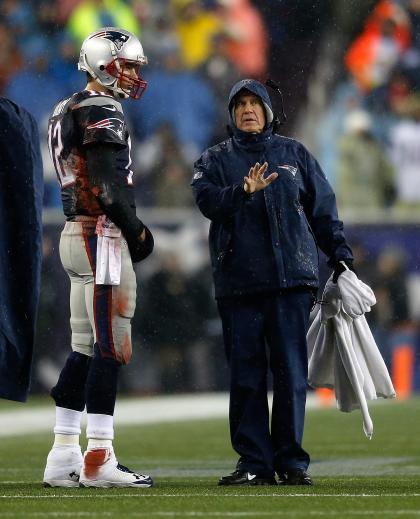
[278,164,298,177]
[87,118,124,139]
[90,30,129,50]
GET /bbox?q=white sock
[86,413,114,441]
[54,407,83,436]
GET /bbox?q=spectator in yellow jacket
[172,0,222,69]
[67,0,140,45]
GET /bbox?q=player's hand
[243,162,278,194]
[128,226,154,262]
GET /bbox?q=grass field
[0,396,419,518]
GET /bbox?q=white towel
[337,265,376,318]
[307,274,395,438]
[95,216,122,286]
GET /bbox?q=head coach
[191,79,354,486]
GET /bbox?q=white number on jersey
[48,119,76,187]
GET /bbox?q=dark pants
[217,289,313,477]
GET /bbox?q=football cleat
[43,445,83,488]
[79,448,153,488]
[218,469,277,486]
[277,469,313,486]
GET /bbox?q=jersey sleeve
[73,98,127,147]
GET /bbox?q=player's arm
[86,142,153,261]
[74,97,153,261]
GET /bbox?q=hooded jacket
[192,79,353,298]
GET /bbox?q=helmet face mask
[105,58,148,100]
[78,27,148,100]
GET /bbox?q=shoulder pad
[51,95,74,117]
[71,92,123,114]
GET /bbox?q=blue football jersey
[48,90,135,219]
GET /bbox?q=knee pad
[113,277,135,365]
[95,318,132,365]
[111,316,133,365]
[71,317,94,357]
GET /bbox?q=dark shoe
[218,470,277,486]
[277,469,313,486]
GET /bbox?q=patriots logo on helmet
[90,30,129,50]
[87,117,125,139]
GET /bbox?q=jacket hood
[228,79,274,129]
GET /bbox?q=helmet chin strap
[108,73,128,99]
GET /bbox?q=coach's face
[234,93,266,133]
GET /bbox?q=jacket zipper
[263,177,287,285]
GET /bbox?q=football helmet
[78,27,148,100]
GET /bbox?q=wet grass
[0,396,419,518]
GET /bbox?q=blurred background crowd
[1,0,419,397]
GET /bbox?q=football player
[43,28,154,488]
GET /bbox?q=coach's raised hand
[243,161,278,194]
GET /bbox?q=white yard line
[1,493,419,499]
[0,513,419,518]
